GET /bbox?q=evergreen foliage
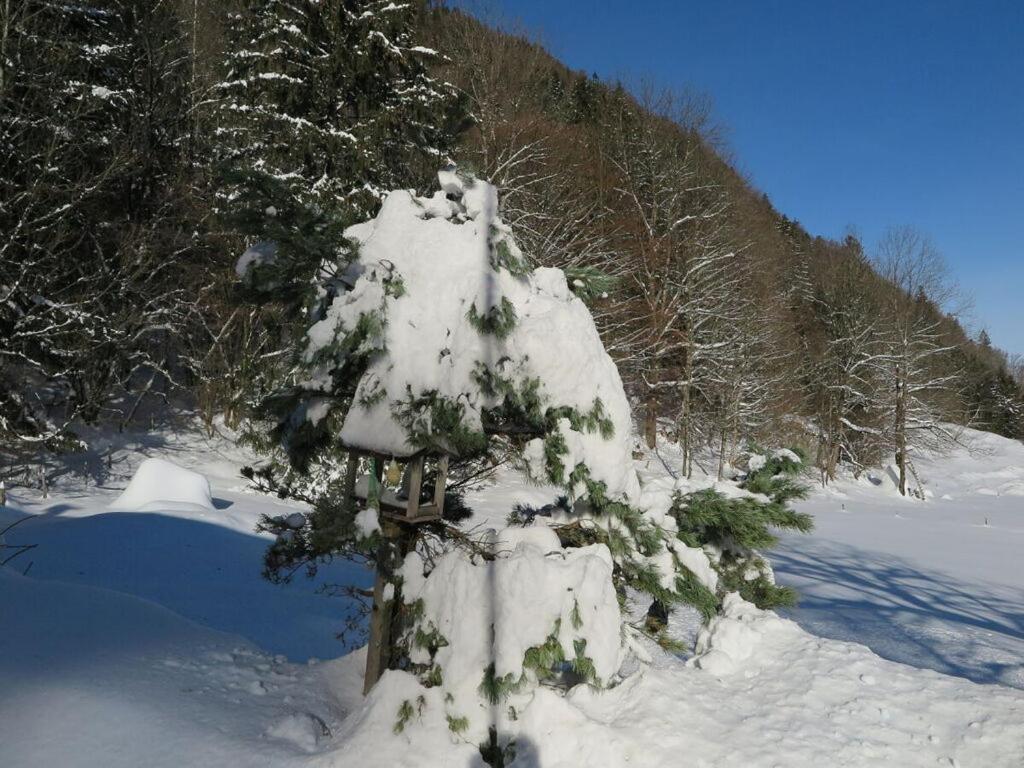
[215,0,467,308]
[672,449,813,610]
[1,0,211,444]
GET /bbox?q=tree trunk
[717,423,727,480]
[644,393,658,449]
[894,365,907,496]
[680,358,693,478]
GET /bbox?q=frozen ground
[2,421,1023,766]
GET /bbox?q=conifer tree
[1,0,202,442]
[251,171,738,755]
[217,0,465,306]
[671,448,812,610]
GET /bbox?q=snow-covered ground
[2,422,1023,766]
[773,428,1024,690]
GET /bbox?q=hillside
[2,1,1022,465]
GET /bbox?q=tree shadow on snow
[1,510,371,662]
[770,538,1024,688]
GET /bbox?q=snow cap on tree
[289,170,641,506]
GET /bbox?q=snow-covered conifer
[218,0,465,303]
[255,171,728,753]
[1,1,201,442]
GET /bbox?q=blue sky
[457,0,1024,356]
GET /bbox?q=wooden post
[364,456,395,695]
[363,518,399,695]
[433,455,448,517]
[342,452,359,514]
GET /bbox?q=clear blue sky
[456,0,1024,356]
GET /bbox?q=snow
[1,420,370,661]
[772,447,802,464]
[691,593,786,675]
[354,506,380,537]
[109,457,214,513]
[306,173,640,505]
[0,565,348,768]
[394,532,624,743]
[772,426,1024,689]
[3,421,1024,766]
[235,240,277,278]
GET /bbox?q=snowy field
[774,428,1024,691]
[2,421,1023,766]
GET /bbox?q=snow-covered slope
[2,422,1023,766]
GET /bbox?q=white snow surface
[109,456,214,513]
[397,531,623,743]
[3,421,1024,766]
[308,174,639,504]
[773,426,1024,690]
[235,240,277,278]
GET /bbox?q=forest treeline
[2,0,1021,493]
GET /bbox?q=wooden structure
[345,448,450,694]
[349,451,449,524]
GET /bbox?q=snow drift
[110,457,214,513]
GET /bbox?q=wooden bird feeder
[348,450,449,524]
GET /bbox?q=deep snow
[2,421,1023,766]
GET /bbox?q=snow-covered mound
[393,528,623,743]
[110,457,214,513]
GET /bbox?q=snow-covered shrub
[671,447,812,610]
[252,170,724,755]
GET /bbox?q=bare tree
[432,13,622,314]
[873,227,964,496]
[807,247,890,482]
[601,86,738,471]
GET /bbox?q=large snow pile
[299,170,639,503]
[109,457,214,513]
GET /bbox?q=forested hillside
[2,0,1021,491]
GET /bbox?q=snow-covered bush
[250,170,726,755]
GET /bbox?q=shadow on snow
[1,505,371,662]
[771,537,1024,688]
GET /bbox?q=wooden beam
[342,452,359,514]
[405,455,424,520]
[363,456,390,694]
[433,455,449,517]
[363,518,399,695]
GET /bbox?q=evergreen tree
[1,0,203,442]
[252,172,745,755]
[217,0,466,306]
